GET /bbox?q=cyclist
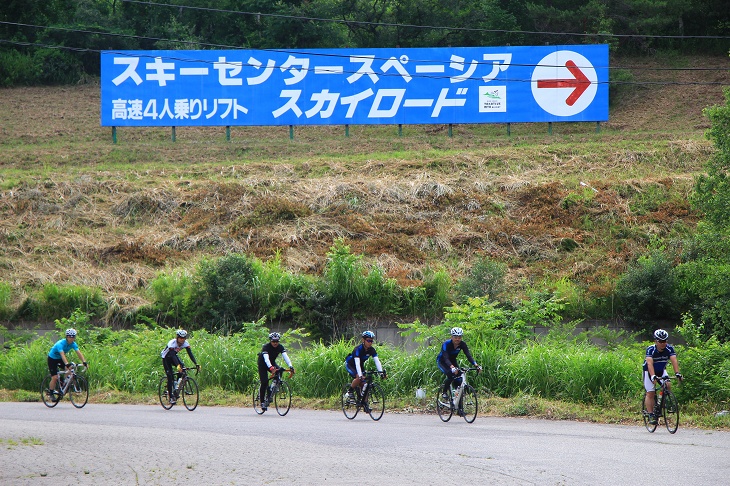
[344,330,386,403]
[47,328,88,399]
[161,329,200,405]
[437,327,481,412]
[643,328,683,424]
[257,332,295,412]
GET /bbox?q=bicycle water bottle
[362,381,368,395]
[176,376,183,391]
[453,385,461,406]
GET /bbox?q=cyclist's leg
[437,361,455,396]
[258,365,270,403]
[643,370,656,417]
[47,357,62,390]
[162,357,175,399]
[345,364,359,397]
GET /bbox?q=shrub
[614,251,679,326]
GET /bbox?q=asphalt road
[1,402,728,485]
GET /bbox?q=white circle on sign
[531,51,597,117]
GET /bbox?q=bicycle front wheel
[367,383,385,421]
[274,381,291,416]
[341,384,358,420]
[663,391,679,434]
[182,377,199,411]
[41,374,59,408]
[158,377,174,410]
[460,385,478,423]
[69,375,89,408]
[252,381,265,415]
[436,388,453,422]
[641,393,657,433]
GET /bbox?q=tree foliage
[1,0,729,85]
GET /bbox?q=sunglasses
[657,340,667,343]
[271,340,280,344]
[365,339,374,343]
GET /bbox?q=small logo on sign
[479,86,506,112]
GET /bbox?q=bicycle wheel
[641,393,657,433]
[41,374,60,408]
[182,377,199,411]
[274,380,291,416]
[460,385,478,423]
[341,384,358,420]
[252,381,266,415]
[367,383,385,421]
[663,391,679,434]
[436,387,453,422]
[158,377,174,410]
[69,375,89,409]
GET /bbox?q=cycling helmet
[362,330,375,339]
[65,328,77,337]
[653,329,669,341]
[269,332,281,341]
[176,329,188,339]
[450,327,463,336]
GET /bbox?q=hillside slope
[0,55,728,320]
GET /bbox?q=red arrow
[536,60,591,106]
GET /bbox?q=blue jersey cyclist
[344,331,387,400]
[643,329,683,424]
[47,328,88,396]
[257,332,295,412]
[437,327,481,399]
[161,329,200,405]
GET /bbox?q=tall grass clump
[14,283,106,322]
[0,282,13,320]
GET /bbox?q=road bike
[253,367,292,416]
[436,366,479,423]
[641,375,679,433]
[158,366,199,411]
[41,362,88,408]
[341,370,386,421]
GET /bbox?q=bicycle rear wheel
[641,393,657,433]
[182,377,199,411]
[158,377,174,410]
[69,375,89,408]
[252,381,266,415]
[367,383,385,421]
[436,387,453,422]
[663,391,679,434]
[274,381,291,416]
[41,374,60,408]
[341,384,358,419]
[460,385,478,423]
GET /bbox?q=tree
[691,87,730,230]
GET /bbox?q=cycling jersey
[643,344,677,375]
[48,339,79,359]
[258,342,293,370]
[437,339,476,369]
[161,338,192,358]
[345,344,383,376]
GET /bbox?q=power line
[120,0,730,40]
[2,38,728,88]
[2,22,729,78]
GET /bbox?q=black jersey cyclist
[643,328,683,424]
[437,327,481,399]
[344,330,386,401]
[257,332,295,411]
[160,329,200,405]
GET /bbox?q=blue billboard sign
[100,45,608,127]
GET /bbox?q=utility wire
[2,22,729,78]
[120,0,730,40]
[2,38,728,87]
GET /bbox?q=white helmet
[65,328,77,337]
[653,329,669,341]
[450,327,463,336]
[176,329,188,338]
